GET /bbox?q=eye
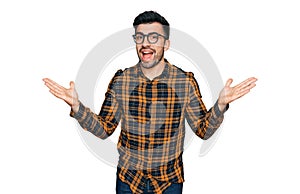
[150,34,158,39]
[149,34,159,41]
[135,35,143,41]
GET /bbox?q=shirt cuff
[70,101,85,120]
[214,100,229,117]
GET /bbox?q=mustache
[139,46,156,53]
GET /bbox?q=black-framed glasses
[132,32,167,44]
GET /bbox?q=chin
[140,61,159,69]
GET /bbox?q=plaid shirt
[71,59,227,193]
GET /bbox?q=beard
[138,49,164,69]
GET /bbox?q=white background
[1,0,299,193]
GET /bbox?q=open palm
[218,77,257,108]
[43,78,79,112]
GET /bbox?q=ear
[164,39,170,51]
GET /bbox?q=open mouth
[141,49,155,62]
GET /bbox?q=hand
[43,78,80,112]
[218,77,257,111]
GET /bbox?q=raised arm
[185,74,257,140]
[42,74,122,139]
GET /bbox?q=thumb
[70,81,75,89]
[225,78,233,87]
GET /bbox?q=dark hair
[133,11,170,39]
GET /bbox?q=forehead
[136,22,164,34]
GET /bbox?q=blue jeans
[116,176,183,194]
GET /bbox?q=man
[43,11,257,194]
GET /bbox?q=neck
[140,60,165,80]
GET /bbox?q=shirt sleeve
[70,70,123,139]
[185,72,228,140]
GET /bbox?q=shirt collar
[135,58,170,80]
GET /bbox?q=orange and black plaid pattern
[71,59,227,193]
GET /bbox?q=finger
[235,77,257,90]
[44,82,64,94]
[43,78,59,85]
[225,78,233,87]
[42,78,50,82]
[49,88,65,100]
[43,78,65,90]
[233,82,256,101]
[243,82,257,91]
[70,81,75,89]
[237,89,251,99]
[44,79,66,93]
[240,78,257,91]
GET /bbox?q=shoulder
[109,64,138,84]
[167,62,200,94]
[111,64,134,79]
[167,62,195,80]
[115,64,139,77]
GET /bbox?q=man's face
[135,22,170,69]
